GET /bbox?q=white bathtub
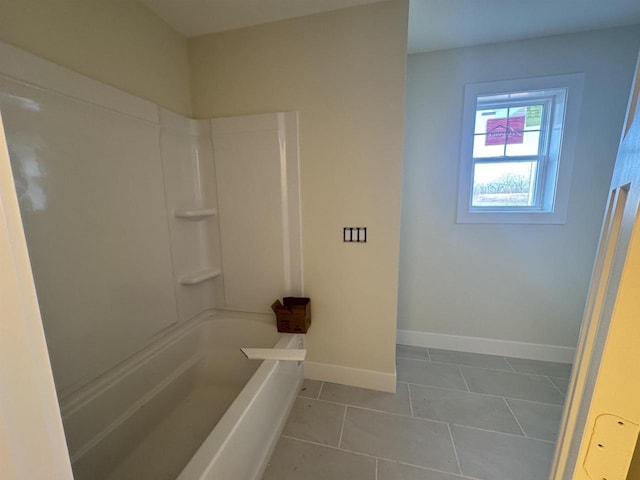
[60,310,303,480]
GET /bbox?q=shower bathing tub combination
[0,42,304,479]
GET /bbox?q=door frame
[551,50,640,480]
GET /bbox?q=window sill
[456,209,568,224]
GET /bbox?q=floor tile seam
[459,364,570,379]
[504,357,517,372]
[447,422,464,476]
[345,402,452,426]
[457,365,471,392]
[281,435,481,480]
[396,356,433,364]
[315,439,461,477]
[408,411,529,438]
[501,396,527,437]
[412,357,557,376]
[503,395,566,408]
[515,371,572,380]
[280,434,380,461]
[399,357,531,375]
[402,381,468,394]
[546,376,567,397]
[450,422,556,444]
[430,359,515,373]
[500,394,565,407]
[407,383,415,417]
[337,404,348,448]
[396,355,431,362]
[504,356,573,367]
[401,349,573,375]
[312,396,412,418]
[407,381,516,401]
[316,381,325,399]
[502,358,573,379]
[498,357,514,371]
[383,459,480,480]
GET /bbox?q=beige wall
[399,26,640,350]
[0,0,191,116]
[189,0,409,380]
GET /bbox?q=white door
[0,112,73,477]
[552,52,640,480]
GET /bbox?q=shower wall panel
[212,112,303,313]
[0,47,178,394]
[158,108,224,322]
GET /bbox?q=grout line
[397,356,432,364]
[457,366,471,392]
[280,435,470,478]
[402,356,553,376]
[430,359,513,372]
[506,395,566,407]
[450,423,557,445]
[504,358,517,373]
[407,383,415,417]
[337,405,348,448]
[281,434,376,459]
[459,363,572,381]
[502,397,527,437]
[348,404,450,425]
[316,381,325,400]
[406,382,477,396]
[406,381,564,407]
[297,396,453,424]
[447,423,464,476]
[546,376,566,397]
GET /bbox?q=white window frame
[456,73,584,224]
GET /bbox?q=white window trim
[456,73,584,224]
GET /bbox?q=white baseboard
[304,361,397,393]
[397,329,576,364]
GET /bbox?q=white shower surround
[0,41,304,479]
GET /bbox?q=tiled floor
[262,346,571,480]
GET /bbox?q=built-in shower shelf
[174,208,217,220]
[179,268,222,285]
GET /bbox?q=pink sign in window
[485,116,525,145]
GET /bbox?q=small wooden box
[271,297,311,333]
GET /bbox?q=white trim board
[304,361,396,393]
[397,329,576,364]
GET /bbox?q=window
[457,74,584,224]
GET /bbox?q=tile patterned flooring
[262,346,571,480]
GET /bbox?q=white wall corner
[397,329,576,364]
[304,361,397,393]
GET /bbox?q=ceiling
[141,0,640,53]
[140,0,385,38]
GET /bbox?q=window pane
[472,161,538,207]
[474,106,535,157]
[524,104,544,131]
[505,130,541,156]
[473,134,505,157]
[475,107,509,134]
